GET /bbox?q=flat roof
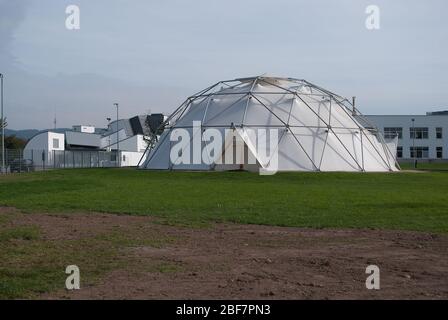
[364,110,448,117]
[364,114,448,117]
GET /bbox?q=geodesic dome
[140,76,398,172]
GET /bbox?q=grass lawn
[1,167,447,233]
[399,161,448,171]
[1,167,448,299]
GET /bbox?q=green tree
[5,136,27,149]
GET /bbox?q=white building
[72,125,96,133]
[23,114,165,168]
[364,111,448,161]
[23,131,65,167]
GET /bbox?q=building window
[436,127,442,139]
[410,147,429,158]
[436,147,443,159]
[396,146,403,158]
[53,138,59,149]
[410,127,428,139]
[384,127,402,139]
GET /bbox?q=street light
[0,73,4,174]
[113,103,120,167]
[411,118,416,168]
[106,117,111,151]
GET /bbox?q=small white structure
[72,125,95,133]
[22,115,165,167]
[23,131,65,167]
[141,76,399,172]
[364,112,448,160]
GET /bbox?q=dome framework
[139,76,399,172]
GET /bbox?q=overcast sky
[1,0,447,129]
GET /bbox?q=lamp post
[0,73,4,174]
[411,118,416,168]
[106,117,111,151]
[113,103,120,167]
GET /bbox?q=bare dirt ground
[2,208,448,299]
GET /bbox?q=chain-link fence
[0,149,120,173]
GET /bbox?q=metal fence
[0,149,119,173]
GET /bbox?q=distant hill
[4,129,39,140]
[4,128,71,141]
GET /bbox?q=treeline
[3,135,27,149]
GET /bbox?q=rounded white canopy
[140,76,399,172]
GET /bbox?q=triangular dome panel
[140,76,398,173]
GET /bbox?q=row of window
[384,127,443,140]
[396,146,443,159]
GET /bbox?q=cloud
[0,0,30,67]
[4,70,191,129]
[2,1,448,129]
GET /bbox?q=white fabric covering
[140,76,398,172]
